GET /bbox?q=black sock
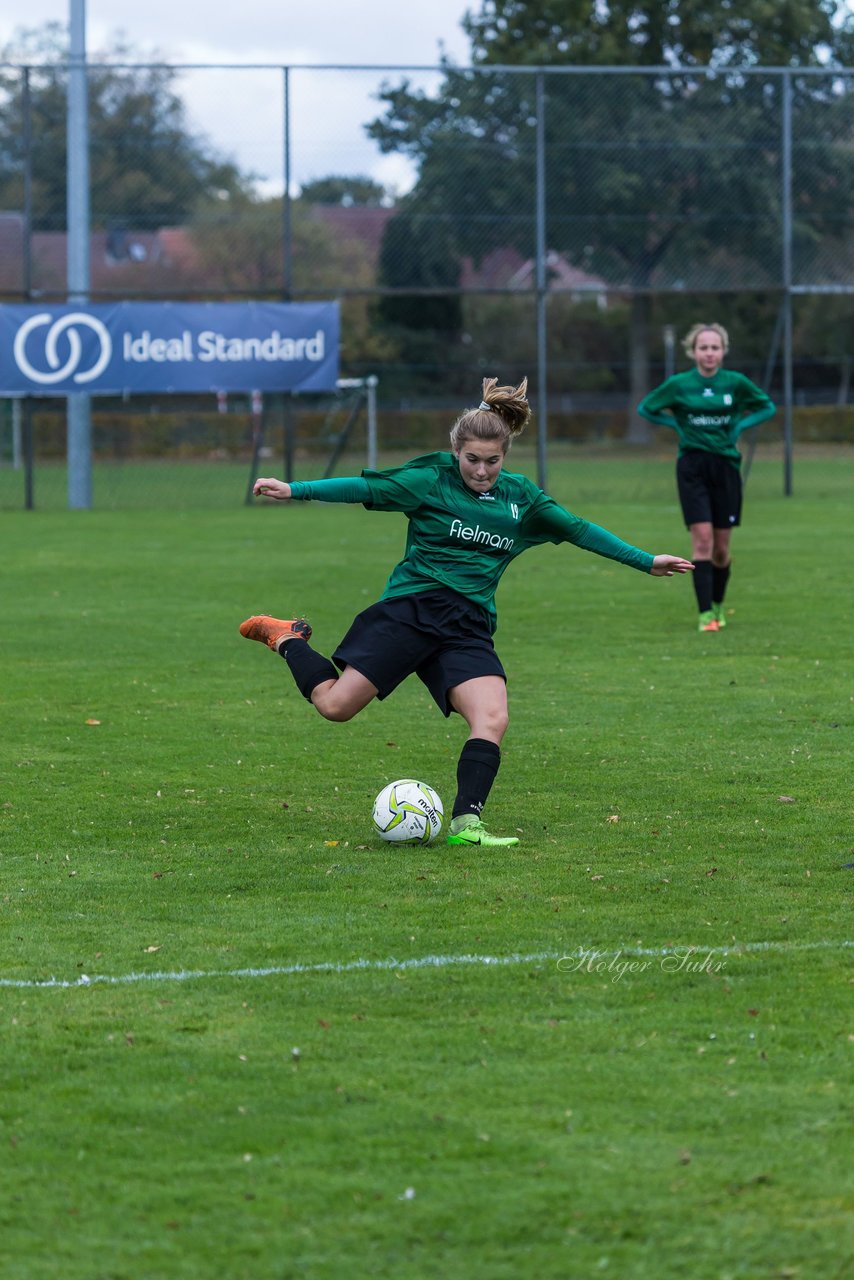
[282,640,338,702]
[452,738,501,820]
[692,559,714,613]
[713,562,731,605]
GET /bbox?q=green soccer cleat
[698,610,720,633]
[446,814,519,847]
[712,603,728,629]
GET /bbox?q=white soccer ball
[372,778,444,845]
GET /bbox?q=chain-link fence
[0,62,851,507]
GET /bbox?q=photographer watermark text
[557,947,727,984]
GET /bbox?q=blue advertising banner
[0,301,339,395]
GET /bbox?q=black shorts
[676,450,743,529]
[332,587,505,717]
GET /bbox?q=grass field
[1,453,852,1279]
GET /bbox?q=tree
[185,194,397,370]
[460,0,852,69]
[0,24,253,232]
[367,207,465,396]
[376,207,463,320]
[299,175,389,206]
[368,0,853,434]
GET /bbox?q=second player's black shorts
[676,449,743,528]
[332,587,505,717]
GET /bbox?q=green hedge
[14,402,854,460]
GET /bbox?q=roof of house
[1,205,606,297]
[461,246,606,292]
[308,204,395,268]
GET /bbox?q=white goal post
[334,376,379,470]
[244,374,379,504]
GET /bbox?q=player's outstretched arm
[650,555,694,577]
[253,477,292,500]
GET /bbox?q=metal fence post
[282,65,292,303]
[535,70,548,491]
[281,66,295,483]
[67,0,92,510]
[22,65,35,510]
[781,69,794,497]
[22,67,33,300]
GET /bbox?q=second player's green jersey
[290,452,654,634]
[637,368,776,466]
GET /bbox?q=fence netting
[0,62,851,507]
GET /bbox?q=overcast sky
[0,1,478,195]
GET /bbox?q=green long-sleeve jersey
[637,368,776,467]
[288,451,654,634]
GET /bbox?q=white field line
[0,938,850,991]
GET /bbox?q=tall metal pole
[67,0,92,508]
[781,71,794,497]
[535,71,548,491]
[24,400,35,508]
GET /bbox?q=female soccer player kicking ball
[240,377,693,847]
[637,323,776,632]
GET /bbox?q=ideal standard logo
[123,328,327,364]
[2,302,339,395]
[12,312,326,383]
[14,312,112,385]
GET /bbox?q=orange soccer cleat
[239,615,312,652]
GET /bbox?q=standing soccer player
[637,322,776,632]
[240,377,693,846]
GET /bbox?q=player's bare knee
[476,709,508,741]
[313,699,357,723]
